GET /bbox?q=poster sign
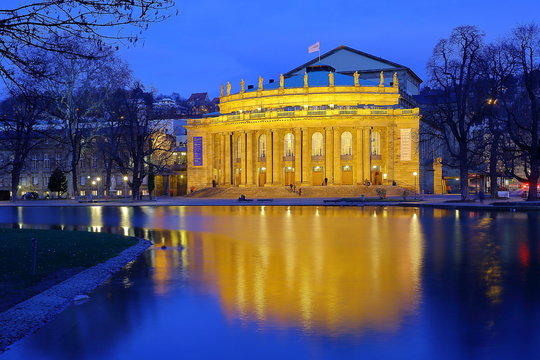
[193,136,203,166]
[400,129,412,161]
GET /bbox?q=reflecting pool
[1,206,540,359]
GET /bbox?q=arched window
[284,133,295,157]
[341,131,352,156]
[371,131,381,155]
[258,134,267,158]
[312,132,324,156]
[236,137,242,160]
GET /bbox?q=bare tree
[501,24,540,201]
[0,84,47,201]
[37,38,131,197]
[424,26,486,200]
[0,0,175,83]
[112,85,174,200]
[477,43,516,198]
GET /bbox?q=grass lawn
[0,228,138,312]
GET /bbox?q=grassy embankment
[0,228,138,312]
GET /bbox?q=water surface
[1,206,539,359]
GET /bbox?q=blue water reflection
[1,206,540,359]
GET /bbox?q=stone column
[333,128,341,185]
[206,133,214,186]
[301,128,309,184]
[355,128,362,185]
[266,130,273,186]
[324,127,333,184]
[272,130,281,185]
[294,128,302,184]
[220,133,225,185]
[362,128,371,184]
[246,131,254,186]
[239,132,246,187]
[224,132,231,185]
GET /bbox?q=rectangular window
[80,190,86,196]
[81,177,86,186]
[21,177,27,186]
[32,176,39,185]
[44,154,50,169]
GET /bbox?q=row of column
[214,127,382,186]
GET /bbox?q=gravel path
[0,239,151,353]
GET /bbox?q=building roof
[284,45,422,84]
[187,92,209,102]
[247,71,377,93]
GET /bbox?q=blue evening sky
[4,0,540,98]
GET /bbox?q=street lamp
[413,172,418,198]
[123,176,128,200]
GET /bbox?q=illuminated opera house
[187,46,421,189]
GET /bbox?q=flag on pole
[308,42,320,53]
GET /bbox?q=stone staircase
[186,185,409,199]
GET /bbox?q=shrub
[48,168,67,197]
[0,190,10,201]
[376,188,387,200]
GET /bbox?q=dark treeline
[0,0,176,201]
[422,23,540,201]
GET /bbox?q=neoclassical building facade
[187,48,420,189]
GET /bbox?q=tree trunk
[489,137,499,198]
[105,159,113,199]
[527,161,539,201]
[10,167,21,202]
[71,156,78,198]
[459,144,469,200]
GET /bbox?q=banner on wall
[400,129,412,161]
[193,136,203,166]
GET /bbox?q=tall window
[236,137,242,160]
[371,131,381,155]
[341,131,353,156]
[44,154,50,169]
[312,132,324,156]
[284,133,294,157]
[31,154,38,169]
[258,134,267,158]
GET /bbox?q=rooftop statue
[304,72,308,88]
[353,71,360,87]
[379,71,384,87]
[280,74,284,89]
[226,82,231,96]
[240,79,245,93]
[258,76,263,90]
[328,71,334,86]
[393,72,399,87]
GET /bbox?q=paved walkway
[1,194,538,210]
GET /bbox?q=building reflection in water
[144,206,425,336]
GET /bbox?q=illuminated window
[312,132,324,156]
[258,134,266,158]
[284,133,294,157]
[341,131,352,155]
[371,131,381,155]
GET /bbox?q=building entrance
[342,165,353,185]
[284,167,295,186]
[235,168,242,186]
[371,166,382,185]
[312,166,324,185]
[258,168,266,187]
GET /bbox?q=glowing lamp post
[123,176,128,200]
[413,172,418,198]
